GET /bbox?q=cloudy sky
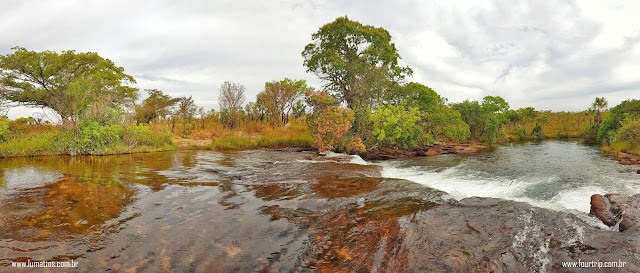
[1,0,639,119]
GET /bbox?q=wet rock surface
[362,141,488,160]
[0,150,638,272]
[591,193,640,233]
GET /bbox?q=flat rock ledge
[362,141,488,160]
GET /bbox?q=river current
[377,140,639,213]
[0,141,638,272]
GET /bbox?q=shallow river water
[378,140,640,213]
[0,141,638,272]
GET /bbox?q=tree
[218,81,245,128]
[452,96,510,147]
[0,47,137,128]
[134,89,179,124]
[597,99,640,143]
[177,96,198,137]
[292,100,306,120]
[177,96,197,123]
[244,101,263,122]
[592,97,608,129]
[371,102,423,148]
[305,89,359,152]
[256,78,306,125]
[196,107,208,129]
[302,16,412,109]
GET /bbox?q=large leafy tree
[302,16,412,109]
[134,89,179,124]
[0,47,137,128]
[256,78,306,124]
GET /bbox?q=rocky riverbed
[1,148,638,272]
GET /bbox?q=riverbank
[0,124,175,157]
[361,141,488,160]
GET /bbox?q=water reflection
[2,145,626,272]
[0,150,399,271]
[0,177,135,242]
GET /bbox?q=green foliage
[302,16,412,108]
[0,121,175,157]
[427,106,470,142]
[257,78,306,125]
[532,123,544,139]
[597,99,640,143]
[616,117,640,143]
[371,102,423,148]
[75,121,121,153]
[0,130,69,157]
[292,100,306,119]
[0,117,10,143]
[452,96,509,147]
[0,47,137,128]
[391,82,441,112]
[135,89,179,124]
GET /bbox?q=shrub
[0,117,9,143]
[371,102,423,148]
[616,118,640,143]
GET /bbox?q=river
[0,141,638,272]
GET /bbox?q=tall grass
[502,111,592,141]
[0,123,175,158]
[203,122,315,150]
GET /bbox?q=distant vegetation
[0,18,639,158]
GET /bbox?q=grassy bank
[502,111,592,142]
[0,120,175,157]
[603,141,640,155]
[174,122,315,150]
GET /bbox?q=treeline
[1,17,639,157]
[597,99,640,155]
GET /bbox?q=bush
[305,90,354,152]
[616,118,640,143]
[372,102,423,148]
[0,117,9,143]
[75,121,122,154]
[0,130,68,157]
[427,107,470,142]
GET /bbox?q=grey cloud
[1,0,639,118]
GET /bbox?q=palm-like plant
[592,97,608,128]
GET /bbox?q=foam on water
[379,161,623,213]
[315,143,640,220]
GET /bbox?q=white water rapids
[336,141,640,216]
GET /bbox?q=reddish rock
[636,169,640,174]
[590,194,618,226]
[590,193,640,233]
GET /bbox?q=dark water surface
[1,142,639,272]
